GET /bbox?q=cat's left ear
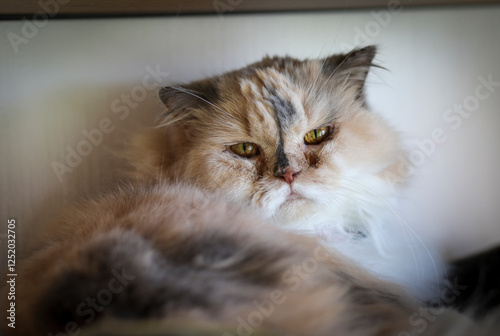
[322,45,379,99]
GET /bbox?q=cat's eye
[230,142,260,158]
[304,126,330,145]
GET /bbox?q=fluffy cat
[127,46,443,300]
[3,183,490,336]
[4,46,499,336]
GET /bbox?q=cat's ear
[158,79,217,126]
[322,45,379,99]
[158,86,194,125]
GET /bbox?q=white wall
[1,5,500,258]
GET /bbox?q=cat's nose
[280,167,300,185]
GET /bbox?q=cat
[3,46,499,336]
[126,45,444,301]
[4,182,492,336]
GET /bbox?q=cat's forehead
[197,56,351,146]
[239,67,306,133]
[216,64,330,143]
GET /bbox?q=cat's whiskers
[338,175,446,288]
[336,178,387,209]
[305,12,346,101]
[341,73,352,89]
[250,185,268,207]
[166,86,239,123]
[305,56,329,100]
[312,49,357,102]
[329,189,433,288]
[156,129,169,184]
[386,202,447,288]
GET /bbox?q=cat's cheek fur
[335,111,400,174]
[251,180,291,216]
[183,150,256,202]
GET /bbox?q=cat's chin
[276,197,319,224]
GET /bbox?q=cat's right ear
[158,86,198,126]
[158,80,218,126]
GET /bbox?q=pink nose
[281,168,300,185]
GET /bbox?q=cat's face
[158,46,400,229]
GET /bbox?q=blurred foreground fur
[2,183,499,336]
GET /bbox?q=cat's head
[154,46,401,230]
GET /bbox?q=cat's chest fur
[275,173,443,302]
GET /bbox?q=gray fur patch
[266,88,297,130]
[265,89,296,177]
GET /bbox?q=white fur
[256,172,446,302]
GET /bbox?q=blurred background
[1,2,500,261]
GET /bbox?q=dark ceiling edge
[0,3,499,21]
